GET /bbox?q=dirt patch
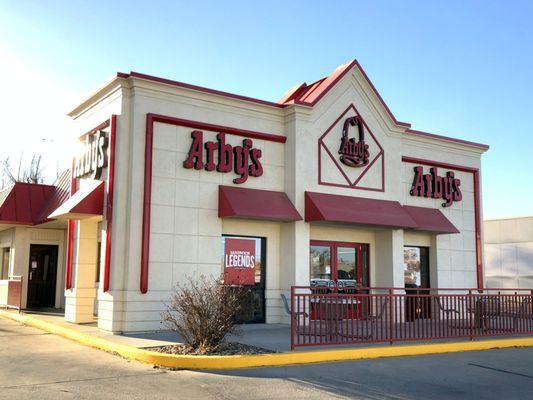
[148,342,276,356]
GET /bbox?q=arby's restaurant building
[0,60,490,333]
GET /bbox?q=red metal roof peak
[279,60,357,106]
[0,170,72,226]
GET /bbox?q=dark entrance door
[27,245,58,308]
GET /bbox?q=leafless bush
[2,153,44,188]
[161,275,249,354]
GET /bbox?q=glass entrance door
[309,241,369,285]
[309,241,369,320]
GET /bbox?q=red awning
[305,192,459,234]
[305,191,419,229]
[219,186,302,222]
[48,180,104,220]
[403,206,459,234]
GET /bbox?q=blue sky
[1,1,532,219]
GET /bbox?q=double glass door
[310,241,369,286]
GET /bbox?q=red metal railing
[290,286,533,350]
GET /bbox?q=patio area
[290,286,533,349]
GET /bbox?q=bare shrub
[161,275,249,354]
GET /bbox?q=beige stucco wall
[0,227,66,309]
[484,217,533,288]
[401,163,478,288]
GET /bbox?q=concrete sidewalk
[21,310,292,351]
[4,309,533,370]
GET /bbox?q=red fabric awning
[219,186,302,222]
[403,205,459,234]
[305,192,459,234]
[305,191,418,229]
[48,180,104,220]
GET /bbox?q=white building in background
[484,216,533,289]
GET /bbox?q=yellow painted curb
[2,309,533,370]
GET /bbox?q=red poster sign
[224,238,256,285]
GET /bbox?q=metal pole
[389,289,394,345]
[468,289,473,341]
[290,286,295,351]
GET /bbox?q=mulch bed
[148,342,276,356]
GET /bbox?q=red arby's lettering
[183,131,263,184]
[410,166,462,207]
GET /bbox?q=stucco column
[12,228,30,309]
[280,221,310,290]
[374,229,404,323]
[65,218,98,323]
[374,229,405,288]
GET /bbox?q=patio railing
[290,286,533,350]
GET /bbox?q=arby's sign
[223,238,256,285]
[410,166,462,207]
[183,131,263,184]
[73,130,108,179]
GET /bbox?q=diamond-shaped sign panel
[318,104,384,191]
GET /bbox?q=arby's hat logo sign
[318,104,384,191]
[338,116,369,167]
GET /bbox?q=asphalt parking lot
[1,317,532,399]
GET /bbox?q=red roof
[219,186,302,222]
[279,61,358,107]
[35,170,71,223]
[0,170,72,226]
[0,183,56,225]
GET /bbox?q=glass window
[403,246,430,288]
[1,248,10,280]
[337,247,356,280]
[310,245,331,280]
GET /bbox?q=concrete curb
[2,309,533,370]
